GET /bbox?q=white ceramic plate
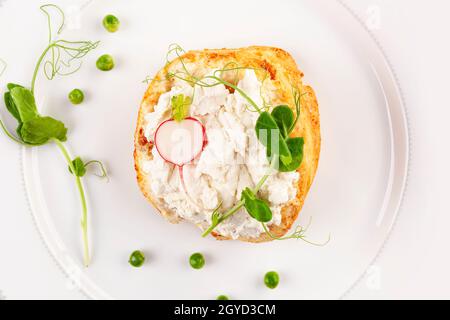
[18,0,408,299]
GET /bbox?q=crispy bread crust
[134,46,320,242]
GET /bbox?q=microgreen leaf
[4,84,25,122]
[10,86,39,123]
[241,187,272,223]
[3,85,38,140]
[69,158,109,180]
[20,116,67,145]
[69,157,87,177]
[271,105,294,138]
[255,111,292,166]
[0,4,103,267]
[7,83,24,91]
[4,91,21,122]
[171,94,192,122]
[278,137,304,172]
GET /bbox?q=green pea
[68,89,84,105]
[216,295,229,300]
[96,54,115,71]
[128,250,145,268]
[189,253,205,270]
[264,271,279,289]
[103,14,120,33]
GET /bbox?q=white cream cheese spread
[142,70,300,239]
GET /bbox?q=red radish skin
[154,117,208,208]
[154,117,207,166]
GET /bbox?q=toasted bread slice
[134,46,320,242]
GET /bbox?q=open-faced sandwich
[134,45,320,242]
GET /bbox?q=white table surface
[0,0,449,300]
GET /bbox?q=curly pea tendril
[31,4,100,93]
[0,4,105,267]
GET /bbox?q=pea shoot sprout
[0,4,105,267]
[31,4,99,93]
[202,158,276,237]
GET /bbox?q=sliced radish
[154,117,208,209]
[154,117,207,167]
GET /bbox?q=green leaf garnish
[241,187,272,223]
[20,116,68,145]
[31,4,99,93]
[4,92,20,123]
[10,86,39,124]
[69,157,87,177]
[278,137,304,173]
[271,105,294,138]
[0,4,103,267]
[171,94,192,122]
[255,111,292,166]
[4,84,24,122]
[4,85,67,145]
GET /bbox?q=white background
[0,0,449,300]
